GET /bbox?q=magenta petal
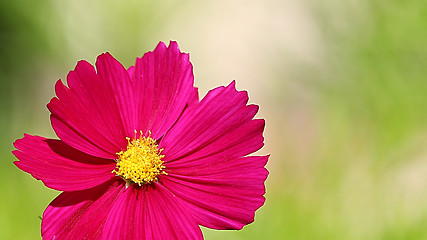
[160,156,269,230]
[42,180,124,239]
[161,81,263,162]
[132,41,195,139]
[127,66,135,78]
[187,87,199,107]
[158,81,268,229]
[96,53,137,137]
[165,118,265,170]
[50,114,116,159]
[13,134,115,191]
[102,183,203,240]
[48,59,130,159]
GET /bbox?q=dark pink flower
[13,41,268,239]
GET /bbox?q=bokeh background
[1,0,427,239]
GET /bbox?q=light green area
[1,0,426,239]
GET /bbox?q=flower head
[13,41,269,239]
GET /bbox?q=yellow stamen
[113,131,166,186]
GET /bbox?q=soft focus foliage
[1,0,426,239]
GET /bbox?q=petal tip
[154,41,168,52]
[96,52,117,66]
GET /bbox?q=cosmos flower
[13,41,269,239]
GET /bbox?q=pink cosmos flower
[13,41,268,239]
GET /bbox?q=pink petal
[158,81,268,229]
[164,119,265,170]
[161,81,263,163]
[102,183,203,239]
[160,156,269,230]
[96,52,137,137]
[42,180,124,239]
[127,65,135,78]
[48,59,129,159]
[132,41,195,139]
[187,87,200,107]
[50,114,116,159]
[13,134,116,191]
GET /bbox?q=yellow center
[113,131,166,186]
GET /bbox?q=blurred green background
[1,0,427,239]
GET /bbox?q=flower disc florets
[113,131,166,186]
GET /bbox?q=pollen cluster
[113,132,166,186]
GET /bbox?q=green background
[1,0,427,239]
